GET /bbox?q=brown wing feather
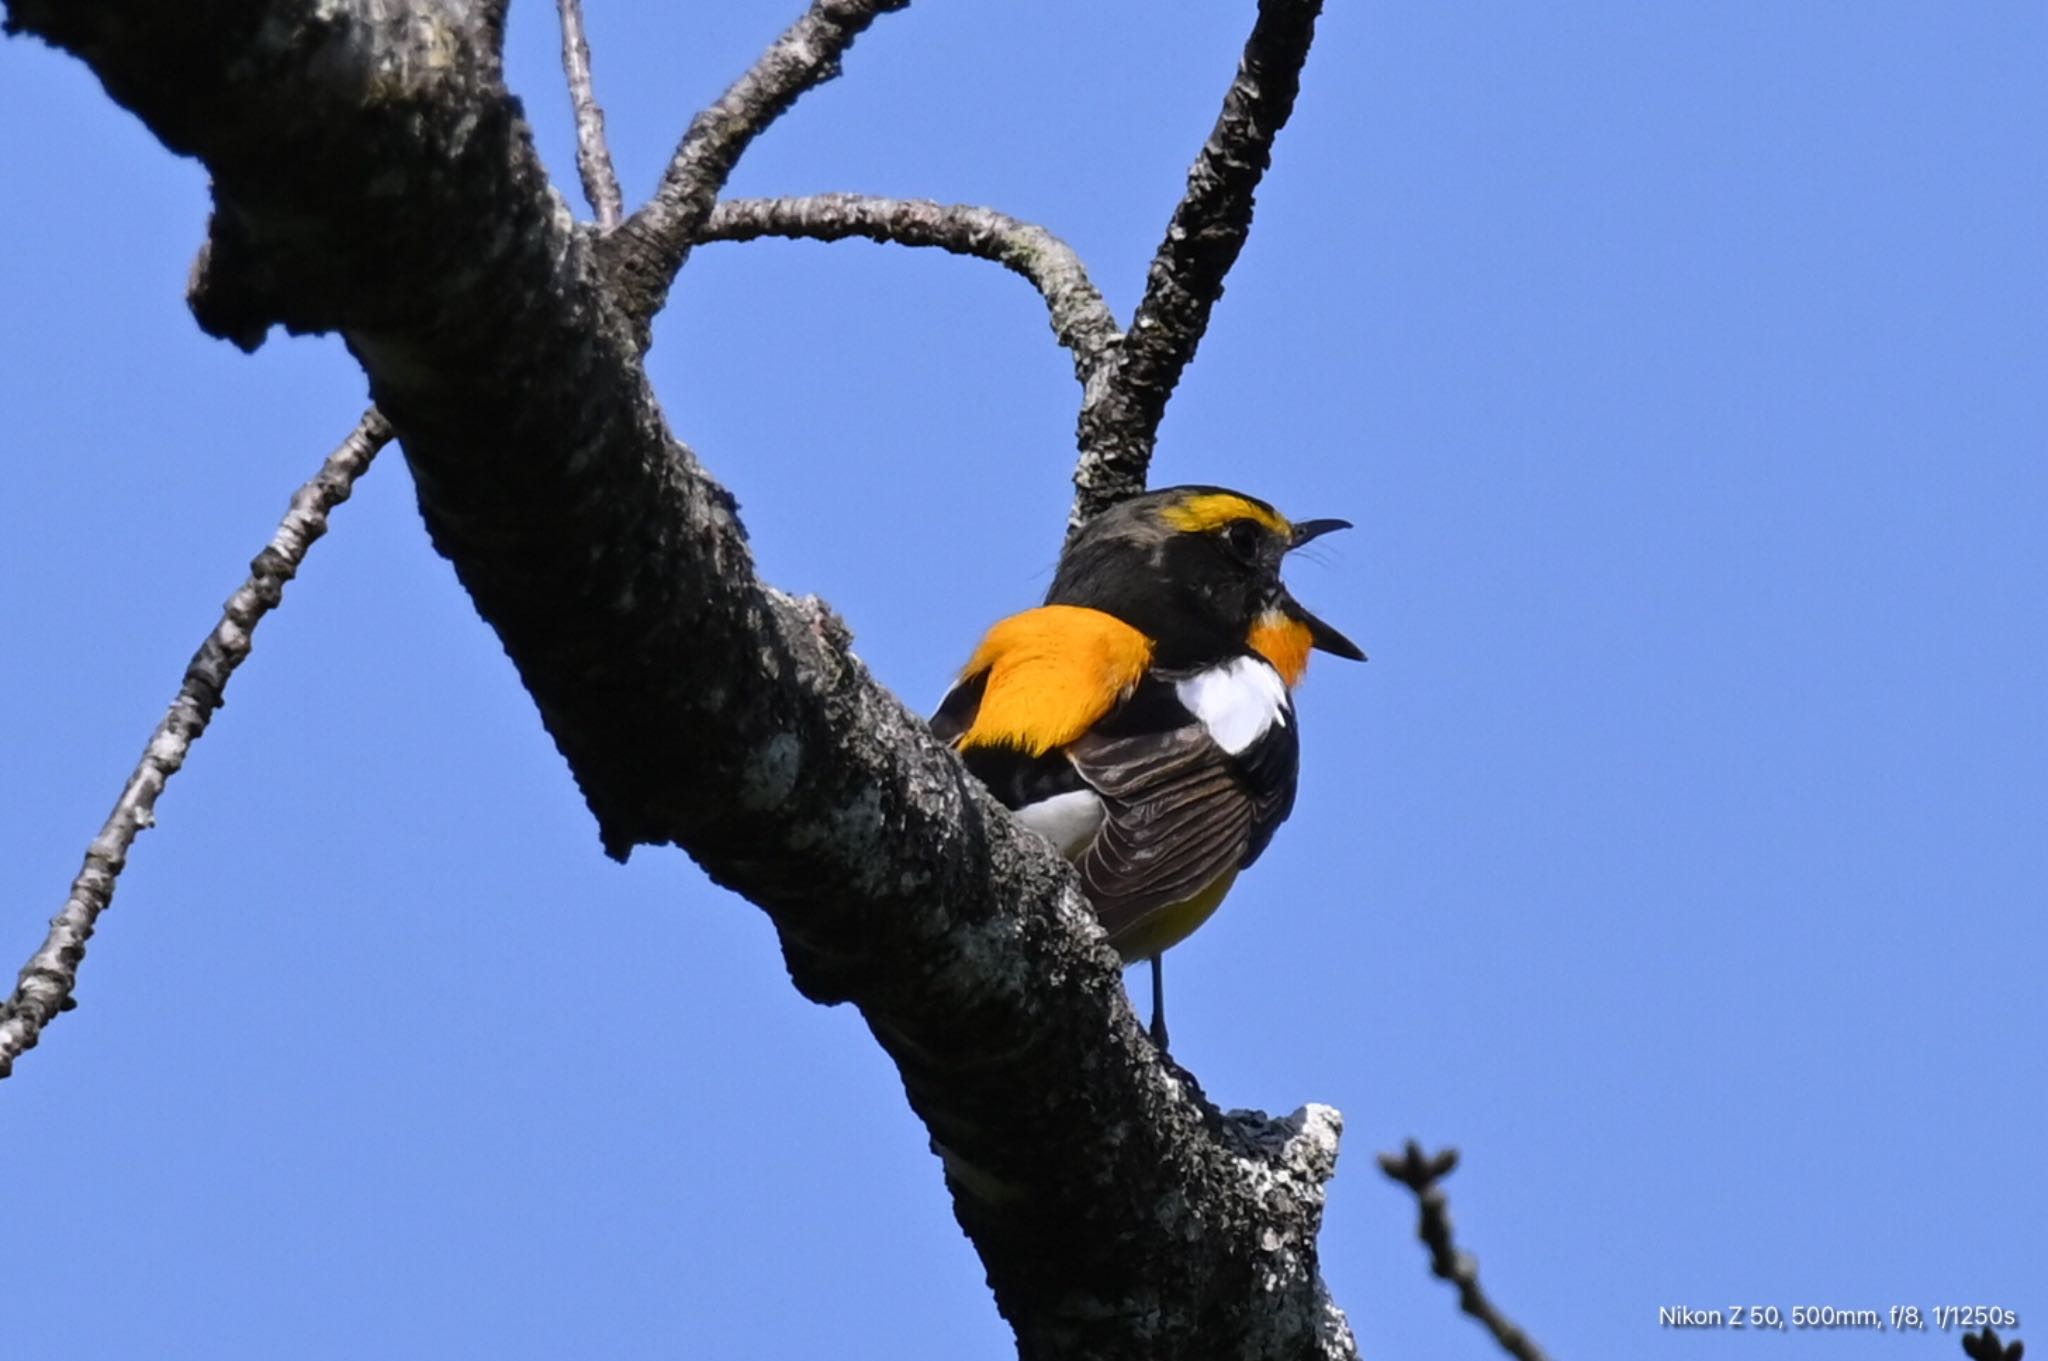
[1065,725,1255,951]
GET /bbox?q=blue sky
[2,3,2041,1357]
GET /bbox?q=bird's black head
[1047,486,1363,677]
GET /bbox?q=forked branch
[4,2,1357,1354]
[1380,1142,1555,1361]
[605,0,912,335]
[1962,1327,2025,1360]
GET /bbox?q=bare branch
[699,193,1121,384]
[604,0,911,336]
[1379,1142,1555,1361]
[557,0,624,229]
[9,4,1354,1352]
[1963,1327,2025,1361]
[1071,0,1326,528]
[0,408,390,1078]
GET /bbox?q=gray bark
[1,2,1355,1355]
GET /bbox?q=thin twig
[1379,1142,1555,1361]
[699,193,1122,384]
[1963,1327,2025,1361]
[1071,0,1326,529]
[602,0,911,338]
[0,408,392,1079]
[556,0,624,229]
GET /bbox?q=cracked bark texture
[2,2,1354,1355]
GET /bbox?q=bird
[931,485,1363,1050]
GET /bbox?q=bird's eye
[1222,520,1262,562]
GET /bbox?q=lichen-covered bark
[2,3,1354,1354]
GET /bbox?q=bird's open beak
[1282,593,1365,660]
[1283,518,1365,660]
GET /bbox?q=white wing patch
[1013,788,1106,859]
[1175,656,1290,756]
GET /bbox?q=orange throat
[1247,611,1311,687]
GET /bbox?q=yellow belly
[1107,867,1240,963]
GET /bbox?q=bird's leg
[1149,953,1169,1051]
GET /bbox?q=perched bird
[931,486,1362,1049]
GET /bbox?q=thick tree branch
[0,407,390,1078]
[1380,1142,1554,1361]
[699,193,1121,384]
[603,0,911,337]
[4,3,1354,1355]
[556,0,623,228]
[1071,0,1325,528]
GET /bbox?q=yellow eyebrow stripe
[1158,492,1291,538]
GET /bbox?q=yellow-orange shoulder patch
[957,606,1154,755]
[1159,491,1291,539]
[1247,610,1312,687]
